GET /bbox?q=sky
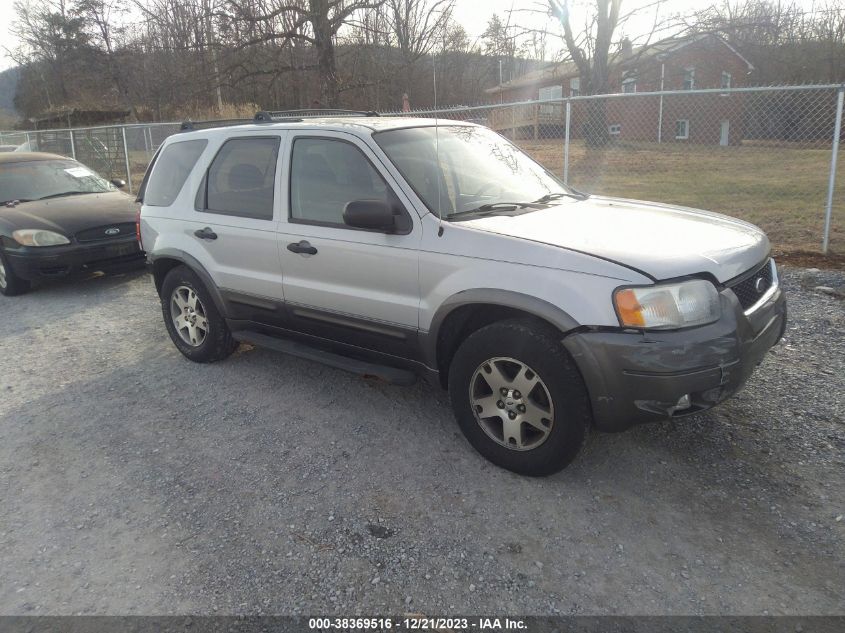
[0,0,827,71]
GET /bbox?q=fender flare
[424,288,581,369]
[148,249,228,318]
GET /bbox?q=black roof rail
[254,109,380,122]
[179,118,253,132]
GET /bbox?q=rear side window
[198,137,280,220]
[143,139,207,207]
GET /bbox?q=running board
[232,331,417,386]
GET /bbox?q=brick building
[486,34,755,146]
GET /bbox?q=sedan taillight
[135,208,143,250]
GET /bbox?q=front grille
[728,259,775,311]
[75,223,135,243]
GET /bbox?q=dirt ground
[0,268,843,615]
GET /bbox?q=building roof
[485,33,755,95]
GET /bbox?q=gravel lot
[0,266,843,615]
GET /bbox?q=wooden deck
[489,103,566,138]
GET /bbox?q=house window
[675,119,690,139]
[569,77,580,97]
[721,71,732,89]
[608,124,621,135]
[683,67,695,90]
[622,77,637,93]
[538,85,563,102]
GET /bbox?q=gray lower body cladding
[563,288,787,432]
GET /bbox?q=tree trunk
[310,0,339,107]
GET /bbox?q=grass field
[518,139,845,261]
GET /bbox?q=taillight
[136,207,143,250]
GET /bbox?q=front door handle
[287,240,318,255]
[194,227,218,241]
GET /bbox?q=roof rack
[180,118,252,132]
[254,109,380,122]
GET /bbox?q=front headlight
[12,229,71,247]
[614,279,720,329]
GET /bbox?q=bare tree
[75,0,138,119]
[383,0,453,97]
[224,0,385,107]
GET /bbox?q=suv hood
[0,191,137,238]
[460,196,769,282]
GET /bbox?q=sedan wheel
[469,357,554,451]
[0,261,7,290]
[170,285,210,347]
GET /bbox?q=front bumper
[4,237,144,281]
[563,285,786,432]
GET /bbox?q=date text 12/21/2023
[308,617,527,630]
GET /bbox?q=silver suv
[138,112,786,475]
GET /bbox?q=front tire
[160,265,237,363]
[0,250,30,297]
[448,319,592,476]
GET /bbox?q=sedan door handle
[194,227,218,241]
[287,240,318,255]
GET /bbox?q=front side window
[200,137,279,220]
[144,140,207,207]
[289,137,394,226]
[375,125,572,218]
[675,119,690,139]
[0,158,115,204]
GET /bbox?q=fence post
[69,129,76,159]
[823,86,844,254]
[511,106,516,140]
[563,100,571,185]
[121,126,133,194]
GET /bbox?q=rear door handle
[194,227,218,241]
[287,240,318,255]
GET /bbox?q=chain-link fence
[1,84,842,255]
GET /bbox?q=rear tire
[0,250,30,297]
[448,319,591,476]
[160,265,237,363]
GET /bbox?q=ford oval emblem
[754,277,766,293]
[104,227,120,236]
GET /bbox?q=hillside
[0,67,19,126]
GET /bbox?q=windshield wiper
[534,191,589,203]
[38,191,96,200]
[448,201,546,220]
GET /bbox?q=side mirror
[343,199,396,232]
[111,178,127,189]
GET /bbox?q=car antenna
[433,53,444,237]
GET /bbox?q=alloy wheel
[469,357,555,451]
[170,285,209,347]
[0,261,6,289]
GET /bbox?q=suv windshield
[374,125,576,218]
[0,159,114,204]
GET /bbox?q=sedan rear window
[144,139,207,207]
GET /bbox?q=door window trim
[287,134,413,235]
[194,135,281,221]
